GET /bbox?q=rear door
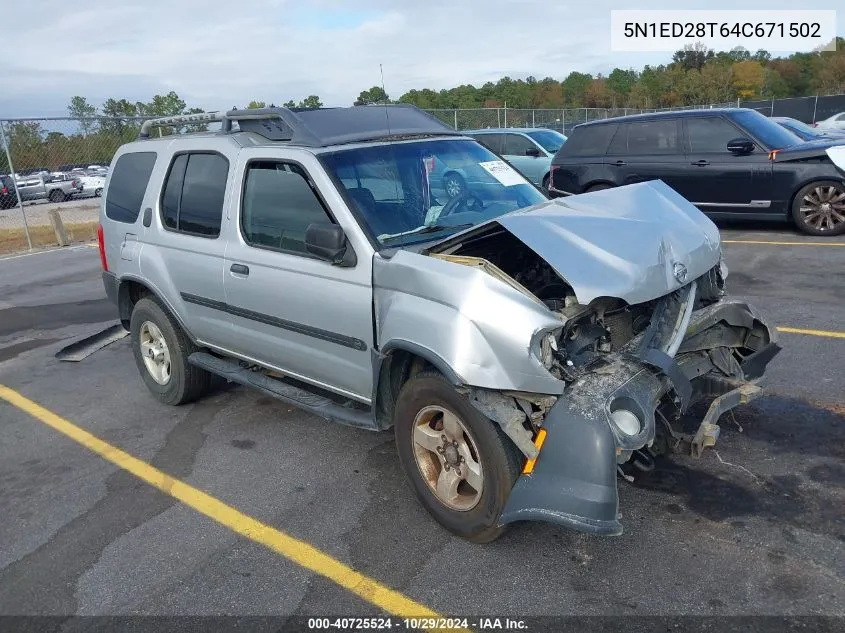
[605,119,687,192]
[679,116,773,213]
[142,148,233,345]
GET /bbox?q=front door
[222,151,374,402]
[502,133,548,186]
[678,116,773,214]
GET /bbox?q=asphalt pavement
[0,224,843,628]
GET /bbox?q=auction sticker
[479,161,524,186]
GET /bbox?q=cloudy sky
[3,0,843,117]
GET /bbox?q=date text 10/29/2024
[307,617,529,630]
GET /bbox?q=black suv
[1,175,19,210]
[549,108,845,236]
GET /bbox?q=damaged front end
[418,181,781,536]
[497,276,780,535]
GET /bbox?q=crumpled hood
[469,180,721,305]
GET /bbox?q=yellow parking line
[723,240,845,247]
[0,385,459,627]
[777,326,845,339]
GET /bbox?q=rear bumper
[499,298,780,535]
[102,271,119,306]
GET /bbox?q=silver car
[98,105,780,542]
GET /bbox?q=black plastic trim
[180,292,367,351]
[379,340,463,386]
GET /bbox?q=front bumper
[498,298,780,535]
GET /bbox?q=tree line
[1,40,844,173]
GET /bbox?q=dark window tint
[472,134,502,153]
[105,152,156,223]
[607,124,629,155]
[241,162,332,254]
[686,117,744,153]
[626,120,679,154]
[160,153,228,237]
[554,123,619,158]
[502,134,535,155]
[161,154,187,230]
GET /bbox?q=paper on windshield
[479,160,524,187]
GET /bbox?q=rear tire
[394,371,523,543]
[48,189,64,203]
[130,296,211,405]
[791,181,845,236]
[542,174,550,194]
[95,188,103,197]
[586,183,613,193]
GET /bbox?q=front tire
[394,371,523,542]
[95,188,103,197]
[791,181,845,236]
[130,296,211,405]
[48,189,64,203]
[443,172,466,199]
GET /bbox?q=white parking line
[0,244,92,261]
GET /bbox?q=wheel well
[374,349,440,429]
[117,279,154,329]
[584,181,614,192]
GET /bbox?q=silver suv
[98,106,780,542]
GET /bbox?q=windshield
[732,110,802,149]
[526,129,567,153]
[320,138,547,248]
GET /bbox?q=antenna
[380,63,391,137]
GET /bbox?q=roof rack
[137,104,458,147]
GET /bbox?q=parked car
[772,116,845,142]
[99,105,778,542]
[15,172,82,203]
[462,128,566,192]
[814,111,845,132]
[1,175,19,209]
[77,173,106,197]
[550,108,845,236]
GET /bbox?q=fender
[113,274,198,343]
[376,339,465,387]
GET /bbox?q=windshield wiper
[380,223,474,243]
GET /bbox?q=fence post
[584,107,587,125]
[0,120,33,251]
[812,95,819,124]
[561,109,565,133]
[504,104,508,128]
[532,110,535,128]
[497,108,501,128]
[453,110,458,130]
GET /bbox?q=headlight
[610,409,641,436]
[538,330,559,370]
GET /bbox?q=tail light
[1,186,7,195]
[97,223,108,272]
[72,179,80,188]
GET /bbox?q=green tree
[282,99,296,108]
[561,72,592,107]
[247,100,267,109]
[672,43,714,70]
[354,86,389,105]
[68,96,97,135]
[298,95,323,109]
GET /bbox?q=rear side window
[241,161,333,255]
[160,152,228,238]
[626,120,679,154]
[554,124,618,158]
[105,152,157,223]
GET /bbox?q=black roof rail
[138,104,458,146]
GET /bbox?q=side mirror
[305,222,355,266]
[525,146,541,157]
[727,138,755,154]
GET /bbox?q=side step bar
[188,352,378,431]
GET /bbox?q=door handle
[230,263,249,276]
[690,160,710,166]
[613,160,626,166]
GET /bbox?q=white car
[815,112,845,131]
[77,174,106,197]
